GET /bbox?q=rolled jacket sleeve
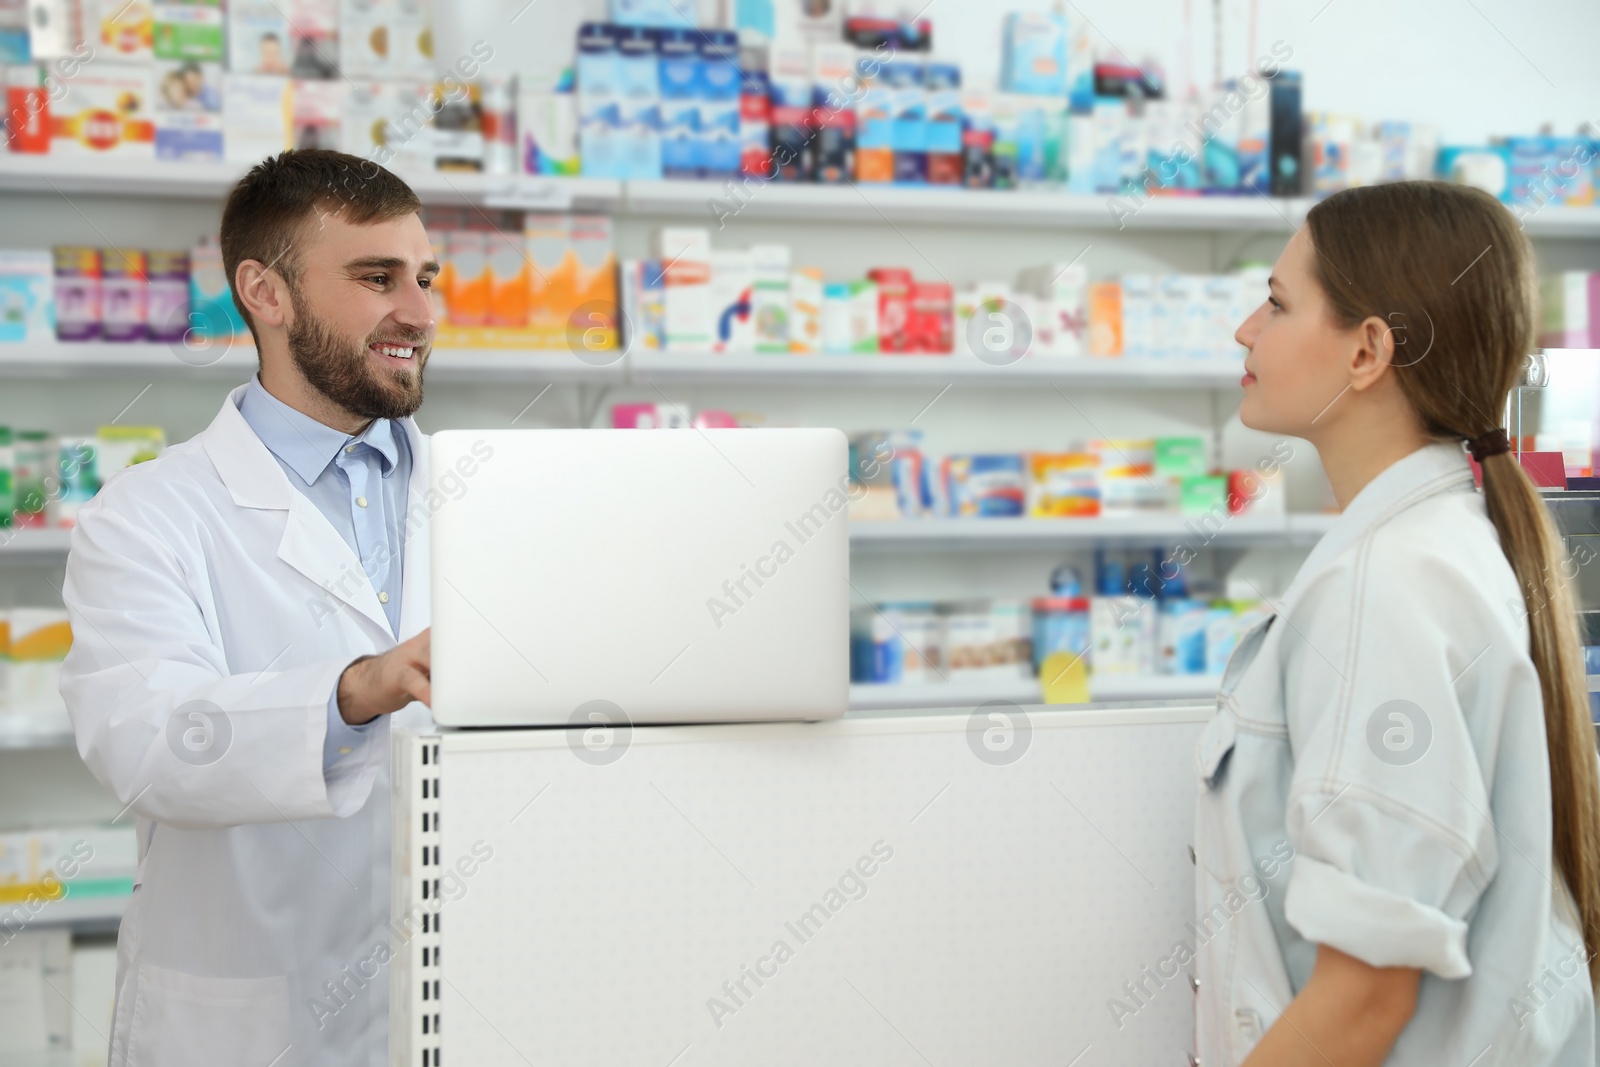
[1278,542,1504,979]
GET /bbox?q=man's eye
[419,277,432,290]
[368,274,388,286]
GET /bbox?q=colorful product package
[51,63,156,156]
[854,67,894,183]
[145,249,189,343]
[289,77,343,151]
[228,0,291,74]
[53,247,100,342]
[1093,438,1162,514]
[614,25,662,180]
[53,435,99,528]
[709,249,754,353]
[788,268,822,353]
[485,211,530,328]
[738,65,771,178]
[884,58,925,184]
[288,0,339,79]
[5,65,51,153]
[188,239,248,341]
[1028,452,1099,517]
[809,43,857,183]
[519,73,579,176]
[1119,273,1153,358]
[749,244,790,354]
[100,249,147,342]
[654,26,697,179]
[0,251,55,343]
[343,79,431,170]
[767,40,811,181]
[1001,12,1067,96]
[906,281,952,353]
[959,87,994,188]
[944,454,1026,517]
[654,226,711,351]
[1180,474,1228,516]
[867,267,912,352]
[820,282,851,353]
[222,73,291,161]
[154,59,222,159]
[12,431,51,528]
[96,0,154,60]
[153,0,223,61]
[1159,598,1209,675]
[1539,272,1600,349]
[697,28,739,178]
[848,279,879,353]
[1086,280,1122,357]
[96,424,166,476]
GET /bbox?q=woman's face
[1235,230,1360,438]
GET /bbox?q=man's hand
[338,628,431,726]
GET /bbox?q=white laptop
[428,428,850,727]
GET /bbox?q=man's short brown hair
[220,149,422,339]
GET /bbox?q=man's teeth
[374,344,415,359]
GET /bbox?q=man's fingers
[401,665,432,708]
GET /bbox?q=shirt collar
[1278,440,1475,615]
[236,374,399,486]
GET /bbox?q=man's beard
[287,287,427,421]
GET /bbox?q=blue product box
[882,59,926,184]
[947,454,1026,517]
[1001,12,1067,96]
[577,22,622,178]
[657,27,700,179]
[609,0,693,27]
[697,29,741,178]
[1437,144,1511,201]
[615,26,662,180]
[1091,97,1124,194]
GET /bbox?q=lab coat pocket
[125,964,292,1067]
[1194,710,1242,883]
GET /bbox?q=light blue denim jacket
[1194,441,1596,1066]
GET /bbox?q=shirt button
[356,496,368,508]
[338,746,352,756]
[378,591,389,604]
[345,444,356,454]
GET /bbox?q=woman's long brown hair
[1306,181,1600,981]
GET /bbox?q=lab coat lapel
[202,384,395,642]
[396,416,430,642]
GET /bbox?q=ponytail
[1479,450,1600,979]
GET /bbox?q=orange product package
[1087,281,1123,357]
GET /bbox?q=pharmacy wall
[3,1,1600,1064]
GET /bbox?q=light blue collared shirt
[236,375,412,772]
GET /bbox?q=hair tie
[1466,428,1512,462]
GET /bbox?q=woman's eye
[1268,297,1283,313]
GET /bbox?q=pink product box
[146,250,191,342]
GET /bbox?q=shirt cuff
[1284,853,1472,979]
[322,685,373,773]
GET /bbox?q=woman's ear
[234,259,289,330]
[1347,313,1398,392]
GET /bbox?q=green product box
[153,2,225,61]
[0,426,12,529]
[1179,474,1228,516]
[1155,436,1208,479]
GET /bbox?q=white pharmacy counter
[389,704,1210,1066]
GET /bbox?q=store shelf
[0,344,624,383]
[629,350,1248,389]
[1089,673,1222,701]
[7,161,1599,237]
[848,673,1223,710]
[631,179,1316,231]
[26,891,128,933]
[0,155,623,210]
[849,678,1041,710]
[0,528,73,561]
[0,720,75,749]
[0,515,1331,566]
[849,514,1307,552]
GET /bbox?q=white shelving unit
[629,349,1249,388]
[847,672,1222,710]
[0,528,74,560]
[7,162,1600,239]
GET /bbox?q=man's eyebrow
[342,256,442,276]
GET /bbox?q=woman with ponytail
[1195,180,1599,1066]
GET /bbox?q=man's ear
[1348,313,1397,392]
[234,259,290,331]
